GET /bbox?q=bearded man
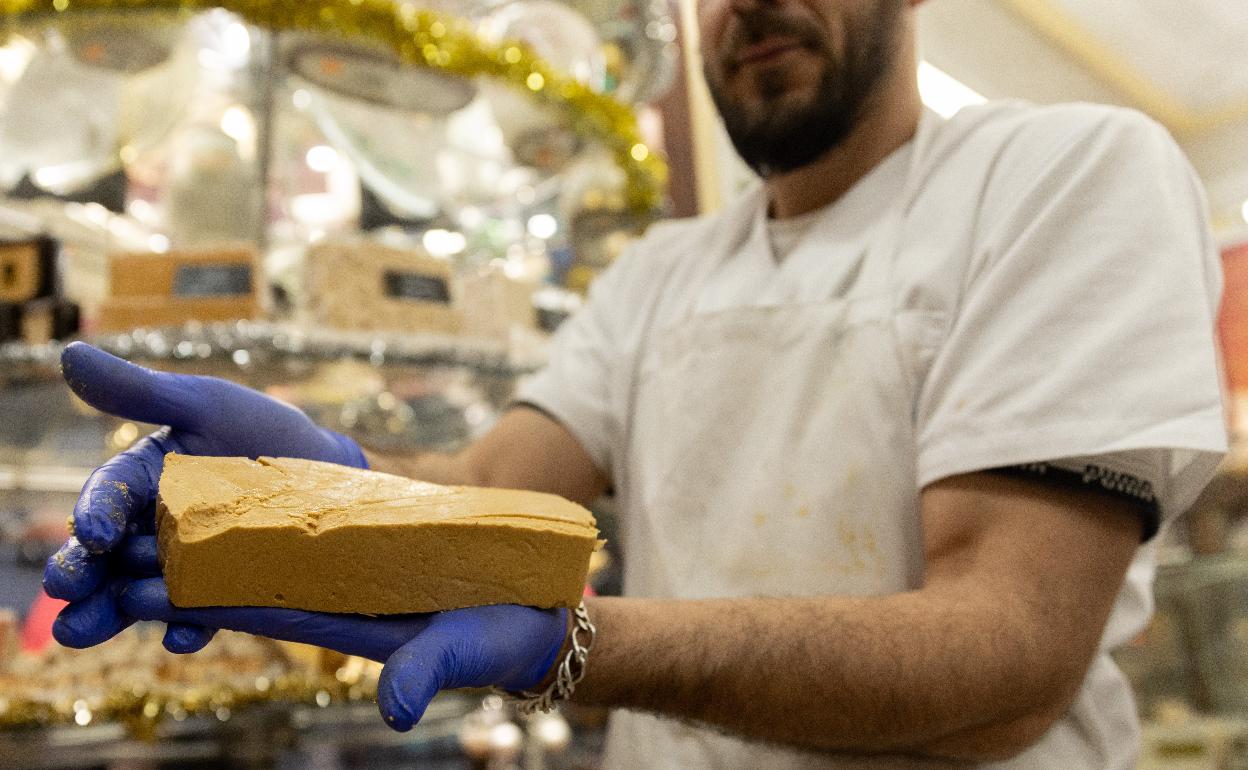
[48,1,1226,767]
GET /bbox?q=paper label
[383,270,451,304]
[173,264,253,297]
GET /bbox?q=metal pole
[253,28,279,255]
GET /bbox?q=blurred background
[0,1,1245,768]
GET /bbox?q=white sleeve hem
[918,414,1227,497]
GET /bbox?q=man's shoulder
[915,101,1190,242]
[943,99,1169,144]
[933,100,1179,176]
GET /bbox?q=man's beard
[704,1,904,177]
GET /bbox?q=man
[45,0,1226,767]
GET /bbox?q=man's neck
[765,49,922,221]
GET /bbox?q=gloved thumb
[376,629,457,732]
[61,343,207,431]
[376,606,566,732]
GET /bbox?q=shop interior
[0,0,1246,768]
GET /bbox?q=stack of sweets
[95,245,260,332]
[0,236,80,344]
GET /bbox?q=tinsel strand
[0,0,667,211]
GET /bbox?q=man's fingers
[163,623,217,654]
[375,605,567,731]
[61,343,205,431]
[377,634,448,732]
[115,535,162,576]
[72,467,142,553]
[51,581,134,649]
[119,578,428,662]
[71,437,167,552]
[47,527,160,608]
[43,538,107,601]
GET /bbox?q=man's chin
[721,88,818,131]
[738,69,823,106]
[726,102,856,176]
[741,98,821,138]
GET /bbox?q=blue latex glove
[119,576,568,731]
[44,342,367,652]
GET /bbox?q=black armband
[994,462,1160,542]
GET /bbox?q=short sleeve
[512,254,633,478]
[915,108,1228,518]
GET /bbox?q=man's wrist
[495,601,596,714]
[532,605,576,692]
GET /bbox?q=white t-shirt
[767,207,823,262]
[517,101,1228,768]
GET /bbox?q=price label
[173,264,253,297]
[383,270,451,304]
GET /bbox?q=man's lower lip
[736,45,803,67]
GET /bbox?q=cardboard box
[306,241,461,334]
[95,245,261,332]
[0,236,57,304]
[107,246,256,298]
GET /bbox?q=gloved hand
[119,576,568,731]
[44,342,368,653]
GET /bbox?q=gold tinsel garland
[0,0,668,212]
[0,668,376,736]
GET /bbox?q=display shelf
[1115,550,1248,729]
[0,320,544,378]
[0,463,88,494]
[0,696,473,770]
[0,2,629,766]
[0,321,545,463]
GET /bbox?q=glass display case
[0,0,659,761]
[0,326,615,768]
[1115,454,1248,770]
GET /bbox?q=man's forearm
[577,591,1077,762]
[361,407,610,505]
[364,448,478,487]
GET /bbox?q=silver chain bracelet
[494,601,596,714]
